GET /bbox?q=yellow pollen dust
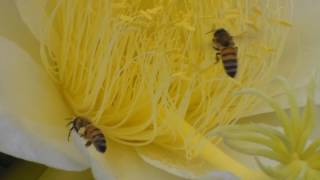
[39,0,291,178]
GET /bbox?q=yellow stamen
[39,0,291,177]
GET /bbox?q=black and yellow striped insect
[211,28,238,78]
[67,116,107,153]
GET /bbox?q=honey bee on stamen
[67,116,107,153]
[210,28,238,78]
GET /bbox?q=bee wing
[231,31,246,39]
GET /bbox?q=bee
[211,28,238,78]
[67,116,107,153]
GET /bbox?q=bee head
[74,116,91,131]
[73,120,81,132]
[67,116,92,141]
[214,28,232,47]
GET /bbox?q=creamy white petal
[245,80,320,117]
[71,135,114,180]
[0,0,39,61]
[243,0,320,117]
[277,0,320,86]
[195,171,239,180]
[139,152,239,180]
[136,145,239,180]
[15,0,47,42]
[0,37,88,170]
[72,134,184,180]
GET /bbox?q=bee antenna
[65,116,74,120]
[66,121,73,127]
[206,29,214,34]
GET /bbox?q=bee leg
[215,52,221,64]
[67,127,74,142]
[85,141,92,147]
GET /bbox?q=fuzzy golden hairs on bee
[211,28,238,78]
[68,117,107,153]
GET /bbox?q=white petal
[277,0,320,86]
[73,135,184,180]
[244,0,320,117]
[195,171,240,180]
[0,0,39,61]
[245,81,320,117]
[91,143,184,180]
[0,37,88,170]
[15,0,47,42]
[136,145,239,180]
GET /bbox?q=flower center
[39,0,291,159]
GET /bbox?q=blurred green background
[0,153,93,180]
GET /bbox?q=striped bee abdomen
[223,59,237,78]
[212,29,239,78]
[68,116,107,153]
[93,135,107,153]
[221,48,238,78]
[84,125,107,153]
